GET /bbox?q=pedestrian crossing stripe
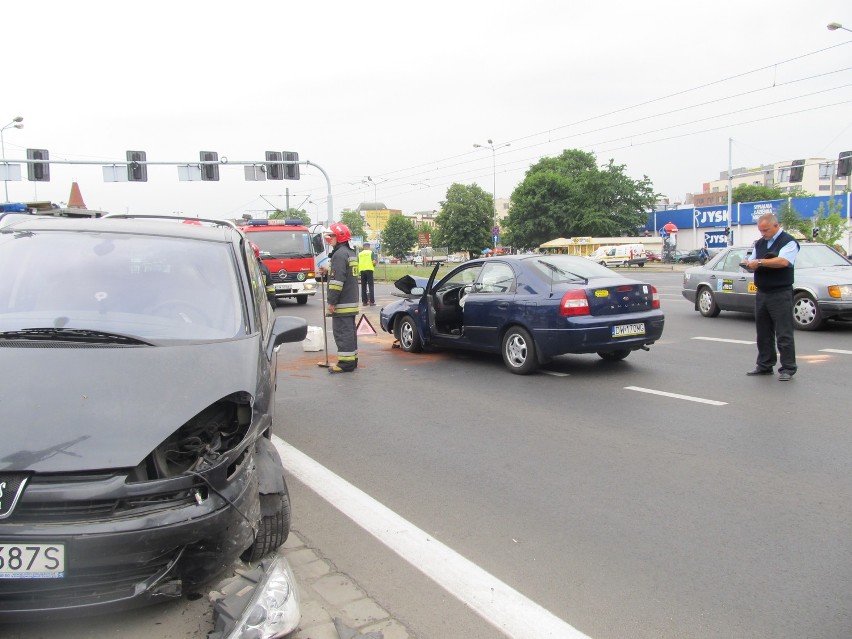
[356,314,378,336]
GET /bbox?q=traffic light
[265,151,284,180]
[812,227,819,239]
[126,150,147,182]
[283,151,300,180]
[838,151,852,178]
[789,159,805,183]
[200,151,219,181]
[26,149,50,182]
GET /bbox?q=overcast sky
[4,1,851,223]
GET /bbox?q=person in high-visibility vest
[358,242,377,306]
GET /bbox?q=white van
[588,244,647,267]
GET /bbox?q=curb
[282,531,414,639]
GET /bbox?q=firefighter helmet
[325,222,352,243]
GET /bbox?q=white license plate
[274,283,290,290]
[612,323,645,338]
[0,543,65,578]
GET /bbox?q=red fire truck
[240,219,325,305]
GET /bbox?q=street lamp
[1,116,24,203]
[827,22,851,33]
[473,138,510,247]
[308,199,321,224]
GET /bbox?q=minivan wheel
[397,316,422,352]
[502,326,538,375]
[242,487,291,562]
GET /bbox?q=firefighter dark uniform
[325,224,360,373]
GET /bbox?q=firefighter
[321,223,359,373]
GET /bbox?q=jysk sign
[693,206,729,227]
[705,231,729,247]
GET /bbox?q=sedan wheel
[598,349,630,361]
[501,326,538,375]
[397,315,422,352]
[697,287,721,317]
[792,292,824,330]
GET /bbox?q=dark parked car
[379,255,665,374]
[674,249,707,264]
[0,215,307,621]
[681,243,852,330]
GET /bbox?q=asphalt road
[4,273,850,638]
[274,274,852,639]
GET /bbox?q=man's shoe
[746,368,773,376]
[778,371,793,381]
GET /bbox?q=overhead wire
[332,41,852,204]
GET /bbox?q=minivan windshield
[0,230,243,340]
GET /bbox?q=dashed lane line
[692,336,755,345]
[625,386,728,406]
[274,438,591,639]
[821,348,852,355]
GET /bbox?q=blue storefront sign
[705,230,729,247]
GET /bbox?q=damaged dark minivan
[0,215,307,621]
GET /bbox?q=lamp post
[1,116,24,203]
[827,22,852,33]
[473,139,510,247]
[362,176,378,204]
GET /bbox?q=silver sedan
[681,243,852,330]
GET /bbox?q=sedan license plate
[0,543,65,578]
[612,323,645,338]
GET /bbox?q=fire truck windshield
[249,230,313,259]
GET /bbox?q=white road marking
[821,348,852,355]
[625,386,728,406]
[541,370,570,377]
[692,336,755,345]
[274,438,590,639]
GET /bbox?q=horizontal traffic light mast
[0,150,336,225]
[2,150,303,183]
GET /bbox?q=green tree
[505,149,656,249]
[434,183,492,258]
[811,198,846,246]
[339,210,365,240]
[732,184,786,203]
[269,209,310,224]
[381,214,418,259]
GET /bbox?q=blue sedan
[379,254,665,374]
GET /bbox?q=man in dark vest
[742,213,799,381]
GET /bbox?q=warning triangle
[356,314,378,336]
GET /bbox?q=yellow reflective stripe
[338,354,358,361]
[329,284,343,291]
[334,308,359,315]
[329,279,344,287]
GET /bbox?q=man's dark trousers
[361,270,375,305]
[754,289,796,373]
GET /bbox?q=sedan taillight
[650,285,660,309]
[560,290,590,316]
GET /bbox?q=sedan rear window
[0,230,242,340]
[527,255,615,282]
